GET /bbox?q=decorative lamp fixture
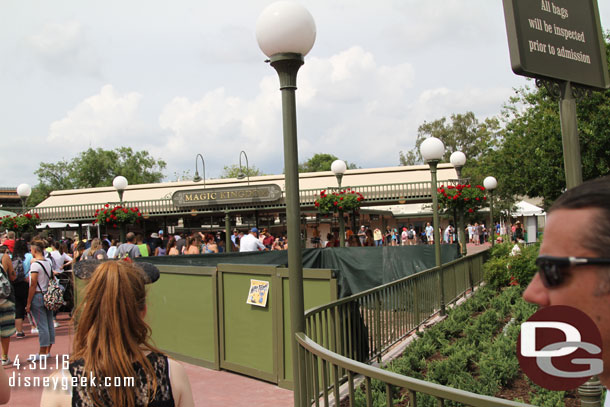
[419,136,445,315]
[256,2,316,403]
[16,183,32,208]
[255,1,316,58]
[420,137,445,162]
[193,154,206,187]
[450,151,466,180]
[112,176,128,203]
[331,159,347,189]
[483,176,498,246]
[237,150,250,186]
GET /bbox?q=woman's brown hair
[71,261,161,407]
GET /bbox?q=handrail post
[375,292,382,363]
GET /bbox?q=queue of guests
[0,230,195,406]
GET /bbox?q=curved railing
[294,251,536,407]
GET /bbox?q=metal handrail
[295,333,531,407]
[295,250,537,406]
[304,252,487,364]
[28,180,450,222]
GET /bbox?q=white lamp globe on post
[331,159,347,247]
[112,176,128,203]
[16,183,32,210]
[483,176,498,247]
[449,151,467,256]
[256,3,316,404]
[113,176,129,243]
[420,137,446,315]
[449,151,466,181]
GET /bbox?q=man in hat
[358,225,366,246]
[239,228,267,252]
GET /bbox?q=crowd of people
[0,229,196,405]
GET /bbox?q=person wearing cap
[239,228,267,252]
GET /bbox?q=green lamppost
[16,183,31,212]
[256,3,316,405]
[420,137,446,316]
[450,151,467,256]
[193,153,206,186]
[113,175,128,242]
[237,150,250,186]
[331,159,347,247]
[483,176,498,247]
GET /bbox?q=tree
[219,165,265,179]
[399,112,501,169]
[29,147,166,206]
[298,153,358,173]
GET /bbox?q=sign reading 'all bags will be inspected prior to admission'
[503,0,609,90]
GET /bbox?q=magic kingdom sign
[171,184,283,208]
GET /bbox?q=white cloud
[27,21,101,76]
[49,85,145,150]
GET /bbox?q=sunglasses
[535,255,610,288]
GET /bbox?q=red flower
[468,209,473,213]
[123,209,128,214]
[92,220,96,225]
[137,213,142,217]
[105,204,109,208]
[113,224,117,228]
[483,196,487,200]
[338,206,343,210]
[464,198,469,201]
[314,202,319,207]
[35,213,40,219]
[333,201,338,206]
[106,218,110,222]
[475,197,480,201]
[321,190,326,195]
[25,213,32,219]
[357,197,361,201]
[340,197,344,201]
[351,190,355,193]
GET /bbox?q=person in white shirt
[239,228,267,252]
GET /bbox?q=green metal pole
[458,211,466,256]
[489,190,495,247]
[225,211,231,253]
[337,175,345,247]
[269,52,306,407]
[559,81,583,189]
[429,161,445,316]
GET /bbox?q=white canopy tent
[511,200,546,243]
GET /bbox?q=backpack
[408,230,414,239]
[12,258,25,283]
[35,261,65,311]
[0,264,11,300]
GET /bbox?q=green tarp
[139,245,459,297]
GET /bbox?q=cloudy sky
[1,1,609,188]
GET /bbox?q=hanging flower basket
[314,189,365,214]
[0,213,41,234]
[437,184,487,214]
[92,204,141,229]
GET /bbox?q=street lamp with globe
[420,137,446,316]
[256,2,316,403]
[16,183,32,211]
[450,151,467,256]
[331,159,347,247]
[483,176,498,246]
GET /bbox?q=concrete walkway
[5,313,293,406]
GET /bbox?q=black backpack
[12,258,25,283]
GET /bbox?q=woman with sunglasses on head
[41,261,194,406]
